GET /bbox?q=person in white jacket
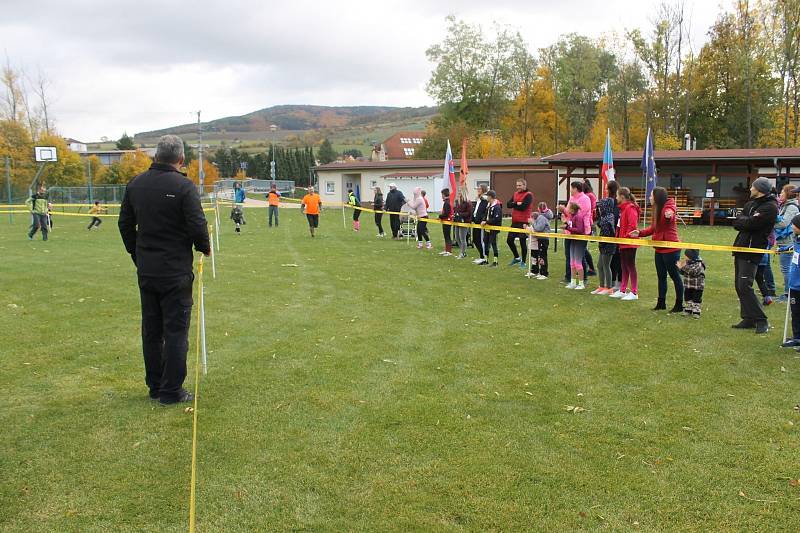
[405,187,431,249]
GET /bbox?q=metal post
[5,157,12,224]
[198,111,205,193]
[210,225,217,279]
[783,290,792,343]
[200,285,208,375]
[87,159,93,203]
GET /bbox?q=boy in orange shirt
[301,186,322,237]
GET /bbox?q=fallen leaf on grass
[738,490,777,503]
[781,366,787,373]
[280,263,299,267]
[184,407,194,413]
[789,479,800,487]
[682,426,693,431]
[565,405,586,413]
[382,359,397,365]
[525,391,533,396]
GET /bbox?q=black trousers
[654,250,684,303]
[87,217,102,229]
[417,220,429,242]
[484,230,499,257]
[472,227,485,258]
[442,224,452,247]
[790,289,800,338]
[375,212,384,234]
[507,222,527,259]
[390,214,401,237]
[611,250,622,283]
[734,256,767,323]
[353,209,361,221]
[138,274,194,400]
[531,239,549,276]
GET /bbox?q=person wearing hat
[732,177,779,334]
[678,249,706,319]
[384,183,405,238]
[781,214,800,347]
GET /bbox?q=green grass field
[1,209,798,531]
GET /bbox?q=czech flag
[601,128,615,198]
[443,140,456,210]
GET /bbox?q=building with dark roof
[381,131,427,159]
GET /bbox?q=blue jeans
[268,205,279,226]
[654,250,684,302]
[779,247,792,296]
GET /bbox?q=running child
[87,201,106,230]
[230,204,246,234]
[301,186,322,237]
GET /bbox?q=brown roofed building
[382,131,426,159]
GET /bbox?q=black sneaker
[148,390,159,400]
[159,389,194,405]
[781,339,800,348]
[755,321,770,335]
[732,320,756,329]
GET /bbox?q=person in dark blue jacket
[782,214,800,347]
[480,190,503,267]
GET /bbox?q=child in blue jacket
[783,214,800,347]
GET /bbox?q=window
[403,148,415,156]
[325,181,335,194]
[413,138,423,144]
[346,181,353,190]
[370,180,377,188]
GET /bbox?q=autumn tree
[186,159,220,186]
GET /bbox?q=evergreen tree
[317,138,337,164]
[116,132,136,150]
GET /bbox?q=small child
[481,190,503,267]
[230,205,246,234]
[87,201,106,230]
[527,202,553,279]
[563,202,586,290]
[782,214,800,347]
[678,249,706,319]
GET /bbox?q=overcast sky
[2,0,725,141]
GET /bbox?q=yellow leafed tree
[186,159,220,186]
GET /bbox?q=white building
[314,158,556,213]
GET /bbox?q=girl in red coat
[630,186,683,312]
[612,187,641,300]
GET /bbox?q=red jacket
[507,190,534,223]
[617,201,641,250]
[638,197,680,253]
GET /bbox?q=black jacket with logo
[733,193,778,262]
[384,189,406,212]
[118,162,210,278]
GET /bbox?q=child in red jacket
[612,187,641,301]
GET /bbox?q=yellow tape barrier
[337,203,779,255]
[188,255,203,533]
[0,208,216,217]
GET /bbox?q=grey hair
[155,134,185,165]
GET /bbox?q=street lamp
[269,124,278,180]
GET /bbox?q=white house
[314,158,556,214]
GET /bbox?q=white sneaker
[426,242,433,249]
[475,259,488,265]
[442,252,452,256]
[590,288,603,295]
[575,282,585,290]
[621,292,639,301]
[524,272,536,278]
[609,290,626,298]
[473,258,484,264]
[438,251,447,255]
[536,274,547,280]
[565,281,577,289]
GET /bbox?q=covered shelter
[543,148,800,224]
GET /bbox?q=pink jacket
[406,188,428,217]
[570,192,592,235]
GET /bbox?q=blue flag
[642,128,657,204]
[355,184,361,203]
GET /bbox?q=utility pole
[198,110,205,194]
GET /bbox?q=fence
[46,186,128,204]
[213,179,296,201]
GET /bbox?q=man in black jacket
[384,183,406,238]
[118,135,211,405]
[732,177,779,334]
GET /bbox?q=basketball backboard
[35,146,58,162]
